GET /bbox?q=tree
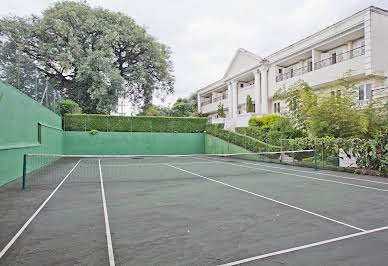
[217,103,226,118]
[246,95,254,113]
[137,104,169,116]
[170,98,195,117]
[274,80,315,131]
[60,99,82,116]
[0,1,174,114]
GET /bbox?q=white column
[259,65,269,115]
[312,49,321,70]
[227,82,233,118]
[253,70,261,114]
[197,93,201,113]
[232,80,238,118]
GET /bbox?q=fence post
[150,119,152,133]
[106,117,109,132]
[314,149,318,171]
[131,119,133,132]
[244,132,246,149]
[189,120,192,133]
[322,143,324,165]
[172,120,174,133]
[292,144,295,164]
[22,154,27,189]
[84,117,87,132]
[63,116,66,131]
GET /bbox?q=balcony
[314,45,365,70]
[201,92,227,107]
[275,46,365,83]
[276,65,312,82]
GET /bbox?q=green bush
[248,115,280,128]
[235,127,268,143]
[63,114,207,133]
[60,99,82,116]
[206,124,280,152]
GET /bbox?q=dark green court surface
[1,155,387,265]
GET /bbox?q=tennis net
[22,150,317,188]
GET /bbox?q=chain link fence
[0,42,61,115]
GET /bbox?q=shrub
[90,129,99,135]
[246,95,254,113]
[217,103,226,118]
[235,127,267,143]
[248,115,280,128]
[206,124,280,152]
[63,114,207,133]
[60,99,82,116]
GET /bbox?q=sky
[1,0,388,113]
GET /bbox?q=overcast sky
[1,0,388,111]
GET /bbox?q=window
[274,102,280,113]
[331,53,337,64]
[308,61,313,71]
[240,83,244,88]
[366,84,373,99]
[278,69,282,74]
[359,85,365,100]
[290,68,294,78]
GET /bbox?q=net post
[314,149,318,171]
[22,154,27,189]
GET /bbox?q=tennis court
[1,152,388,265]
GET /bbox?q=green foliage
[138,105,169,116]
[60,99,82,116]
[237,117,305,146]
[307,72,365,138]
[246,95,254,113]
[274,80,315,131]
[170,98,196,117]
[90,129,99,135]
[63,114,207,133]
[360,100,388,139]
[288,132,388,175]
[206,124,280,152]
[235,127,267,142]
[1,1,174,113]
[248,115,280,129]
[217,103,226,118]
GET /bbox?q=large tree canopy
[0,1,174,114]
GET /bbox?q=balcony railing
[276,65,312,82]
[276,45,365,82]
[314,45,365,70]
[201,93,227,107]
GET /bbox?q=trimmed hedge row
[63,114,208,133]
[206,124,280,152]
[235,127,267,142]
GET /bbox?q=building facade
[197,6,388,129]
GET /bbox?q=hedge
[206,124,280,152]
[63,114,208,133]
[235,127,267,143]
[288,133,388,175]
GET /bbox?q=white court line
[98,160,115,266]
[165,163,365,232]
[0,160,81,259]
[240,161,388,186]
[219,225,388,265]
[194,156,388,192]
[102,161,215,167]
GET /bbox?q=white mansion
[197,6,388,128]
